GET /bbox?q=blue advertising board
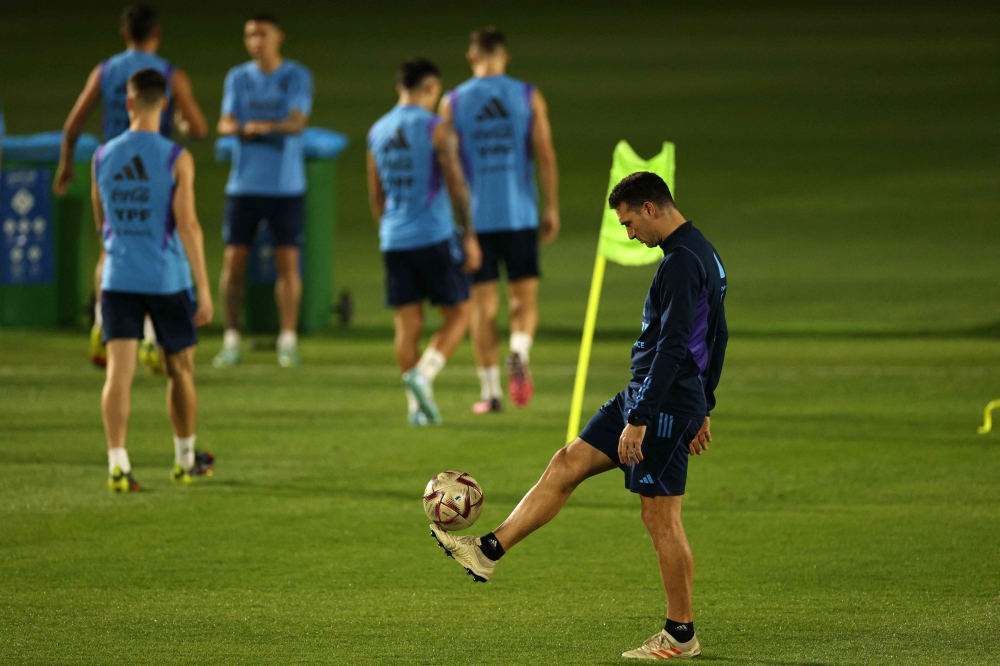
[1,168,55,286]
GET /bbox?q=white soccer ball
[423,470,484,532]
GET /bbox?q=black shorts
[471,228,540,284]
[579,390,701,497]
[223,195,304,247]
[101,289,197,355]
[383,238,470,308]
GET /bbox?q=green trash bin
[0,132,100,328]
[215,128,348,334]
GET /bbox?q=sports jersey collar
[252,59,286,77]
[658,221,693,254]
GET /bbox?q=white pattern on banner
[1,168,55,286]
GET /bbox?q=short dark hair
[121,4,158,43]
[608,172,675,211]
[470,26,507,55]
[127,68,168,109]
[249,12,279,25]
[397,57,441,91]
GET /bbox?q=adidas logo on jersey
[638,474,654,485]
[112,155,150,182]
[475,97,509,121]
[383,128,410,152]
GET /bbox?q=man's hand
[193,291,214,327]
[689,416,711,455]
[241,120,273,138]
[618,423,646,465]
[462,234,482,274]
[53,161,75,196]
[540,207,560,244]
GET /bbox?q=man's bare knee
[165,350,195,380]
[541,445,594,493]
[641,495,684,533]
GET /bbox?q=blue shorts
[471,229,540,284]
[579,390,700,496]
[383,238,470,308]
[101,290,197,355]
[223,195,304,247]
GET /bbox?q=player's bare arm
[55,65,102,195]
[366,150,386,223]
[530,88,559,244]
[172,150,213,326]
[434,119,482,274]
[90,155,104,234]
[169,68,208,139]
[243,109,308,138]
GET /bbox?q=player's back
[368,104,454,252]
[95,131,191,295]
[100,50,175,140]
[448,75,537,233]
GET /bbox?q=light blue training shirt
[99,49,175,141]
[94,130,192,294]
[448,74,538,233]
[368,105,456,252]
[221,60,313,196]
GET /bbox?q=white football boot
[429,524,497,582]
[622,630,701,659]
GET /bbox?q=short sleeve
[221,69,239,117]
[288,66,313,116]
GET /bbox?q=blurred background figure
[440,26,560,414]
[215,12,313,369]
[52,3,208,371]
[367,58,481,425]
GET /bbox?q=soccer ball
[423,470,484,532]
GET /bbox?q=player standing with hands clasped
[440,27,560,413]
[367,58,482,425]
[92,69,214,491]
[215,13,313,368]
[431,172,728,659]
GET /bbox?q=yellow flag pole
[567,252,607,443]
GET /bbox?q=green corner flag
[566,140,677,443]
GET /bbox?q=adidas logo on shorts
[638,474,654,485]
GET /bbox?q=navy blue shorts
[471,229,540,284]
[579,390,701,496]
[383,238,470,307]
[101,290,197,355]
[223,195,304,247]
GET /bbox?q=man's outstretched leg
[430,438,615,581]
[103,339,140,492]
[621,495,701,659]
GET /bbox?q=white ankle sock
[142,316,157,344]
[416,347,446,382]
[94,302,103,327]
[477,366,501,401]
[174,435,195,471]
[510,332,533,363]
[108,447,131,475]
[277,329,297,351]
[405,388,419,415]
[223,329,241,350]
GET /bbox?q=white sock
[477,366,501,401]
[510,332,533,363]
[488,366,502,399]
[405,388,419,415]
[223,329,241,350]
[142,316,157,344]
[174,435,195,471]
[94,301,103,327]
[108,447,131,475]
[416,347,446,383]
[277,329,297,351]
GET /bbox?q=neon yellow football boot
[139,339,165,375]
[90,324,107,368]
[170,463,192,485]
[108,466,141,492]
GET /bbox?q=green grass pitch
[1,2,998,664]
